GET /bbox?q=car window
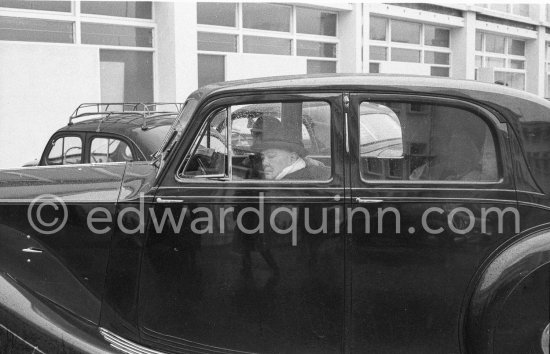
[46,136,82,165]
[181,109,228,177]
[179,100,332,181]
[90,137,133,163]
[360,101,498,182]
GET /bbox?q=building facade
[1,1,550,168]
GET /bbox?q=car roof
[55,112,177,135]
[191,73,550,113]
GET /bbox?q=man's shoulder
[285,165,331,180]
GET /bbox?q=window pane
[243,3,290,32]
[391,48,420,63]
[547,43,550,61]
[297,41,336,58]
[296,7,336,36]
[90,138,133,163]
[197,2,236,27]
[424,51,449,65]
[424,26,449,47]
[512,4,529,17]
[243,36,291,55]
[494,71,525,90]
[47,137,82,165]
[475,32,482,51]
[81,1,152,19]
[0,1,70,12]
[508,39,525,56]
[307,60,336,74]
[486,57,505,69]
[361,101,498,181]
[490,4,509,12]
[510,59,525,69]
[100,50,153,102]
[229,101,331,180]
[430,67,449,77]
[182,109,228,177]
[198,54,225,87]
[391,20,420,44]
[485,34,505,53]
[198,32,237,52]
[369,62,380,73]
[82,23,152,47]
[0,16,73,43]
[370,17,387,40]
[369,46,387,60]
[475,55,482,68]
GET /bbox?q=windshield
[158,99,198,153]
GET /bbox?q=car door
[347,93,519,353]
[139,92,347,353]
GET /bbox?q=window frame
[87,133,139,163]
[196,3,339,80]
[173,92,341,185]
[368,16,452,77]
[42,134,84,166]
[350,93,508,187]
[475,32,526,90]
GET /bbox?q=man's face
[261,148,296,179]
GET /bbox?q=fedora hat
[251,116,306,157]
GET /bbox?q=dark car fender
[0,272,117,353]
[464,227,550,353]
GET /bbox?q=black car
[0,75,549,354]
[25,103,181,166]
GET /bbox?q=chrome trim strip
[0,324,46,354]
[517,201,550,212]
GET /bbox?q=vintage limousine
[0,75,549,354]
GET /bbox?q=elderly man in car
[251,116,330,180]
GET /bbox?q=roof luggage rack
[68,103,184,130]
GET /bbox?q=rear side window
[46,136,82,165]
[360,101,498,182]
[90,137,133,163]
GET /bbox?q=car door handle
[354,198,384,204]
[156,197,184,204]
[22,247,43,254]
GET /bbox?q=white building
[1,1,549,168]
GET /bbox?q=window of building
[197,4,338,72]
[297,40,336,58]
[296,7,336,36]
[242,3,291,32]
[100,50,153,102]
[198,54,225,87]
[0,16,73,43]
[198,32,237,52]
[475,32,526,90]
[369,16,451,77]
[81,23,152,47]
[307,60,336,74]
[359,101,498,182]
[0,1,70,12]
[484,3,529,17]
[81,1,152,19]
[370,17,387,41]
[243,35,291,55]
[391,20,421,44]
[197,2,236,27]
